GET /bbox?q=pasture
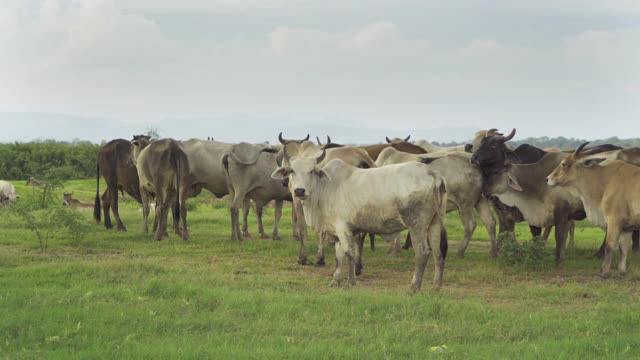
[1,179,640,359]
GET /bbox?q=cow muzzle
[294,188,306,198]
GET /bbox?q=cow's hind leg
[315,231,326,266]
[102,191,113,229]
[255,202,271,239]
[601,221,622,278]
[617,232,630,276]
[355,233,365,276]
[457,206,477,258]
[108,184,126,232]
[408,227,431,295]
[242,197,252,238]
[476,198,497,257]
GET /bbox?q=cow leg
[596,234,607,259]
[388,232,404,255]
[140,190,150,235]
[618,232,630,275]
[101,191,113,229]
[632,230,639,252]
[171,196,183,237]
[108,184,126,232]
[330,229,356,288]
[457,206,477,258]
[553,214,570,265]
[271,200,283,240]
[154,194,166,241]
[255,202,270,240]
[567,221,575,248]
[476,198,498,257]
[315,231,326,266]
[292,199,309,265]
[355,233,365,276]
[329,238,346,287]
[430,216,446,291]
[601,221,622,278]
[542,226,552,244]
[291,203,300,240]
[242,197,252,238]
[180,188,189,241]
[408,228,430,294]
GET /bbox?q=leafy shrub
[497,232,546,270]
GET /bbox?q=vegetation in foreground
[1,179,640,359]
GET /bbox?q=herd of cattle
[2,129,640,293]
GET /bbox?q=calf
[272,151,448,292]
[63,193,94,209]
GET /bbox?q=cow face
[63,192,73,206]
[271,150,329,200]
[482,163,522,196]
[547,143,605,187]
[470,128,515,166]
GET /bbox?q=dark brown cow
[94,137,146,231]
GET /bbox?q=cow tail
[172,151,181,222]
[434,178,448,259]
[93,160,101,223]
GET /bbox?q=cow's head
[271,148,329,200]
[547,142,605,187]
[470,128,515,166]
[482,160,522,196]
[130,136,152,165]
[62,192,73,206]
[385,135,411,144]
[465,128,502,153]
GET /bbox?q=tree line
[0,140,100,180]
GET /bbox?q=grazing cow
[277,135,376,266]
[223,142,293,240]
[94,138,145,231]
[131,138,191,241]
[484,152,586,264]
[547,142,640,277]
[272,151,448,293]
[0,180,17,206]
[63,193,94,209]
[376,148,497,257]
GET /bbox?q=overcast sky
[1,0,639,143]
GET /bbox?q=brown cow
[322,135,427,161]
[94,137,146,231]
[131,137,191,241]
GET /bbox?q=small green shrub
[497,232,546,270]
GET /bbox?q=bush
[497,232,546,270]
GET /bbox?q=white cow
[272,150,448,293]
[0,180,17,206]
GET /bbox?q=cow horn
[315,149,327,164]
[303,134,310,141]
[386,136,392,143]
[316,136,323,146]
[278,132,286,144]
[404,135,411,142]
[327,135,331,144]
[499,128,516,142]
[575,142,590,155]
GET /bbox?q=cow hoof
[315,258,325,266]
[297,258,308,266]
[407,286,420,296]
[260,233,270,239]
[243,232,252,238]
[355,266,363,276]
[345,280,356,288]
[272,234,281,241]
[117,226,127,232]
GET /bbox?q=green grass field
[1,179,640,359]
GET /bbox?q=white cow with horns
[271,149,449,293]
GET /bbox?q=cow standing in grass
[272,150,448,293]
[131,138,191,241]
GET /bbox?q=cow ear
[271,167,291,180]
[507,173,522,191]
[315,169,331,181]
[132,140,139,147]
[579,158,605,168]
